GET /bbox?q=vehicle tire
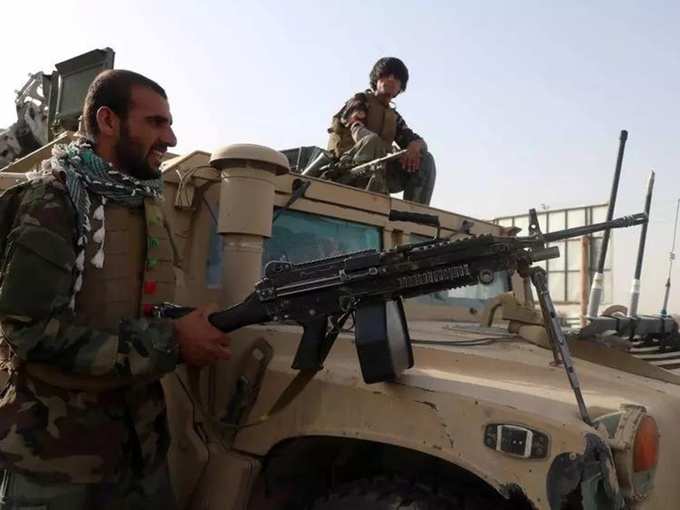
[310,477,465,510]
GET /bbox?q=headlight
[593,404,658,503]
[633,415,659,473]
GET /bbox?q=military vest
[328,91,398,157]
[0,197,176,373]
[75,198,176,328]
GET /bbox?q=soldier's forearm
[1,315,179,378]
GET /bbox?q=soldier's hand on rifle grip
[173,303,232,367]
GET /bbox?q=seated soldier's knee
[352,133,388,163]
[421,150,435,165]
[420,152,436,179]
[358,133,385,151]
[364,132,382,143]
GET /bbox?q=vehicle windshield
[205,209,381,288]
[205,210,511,311]
[263,209,381,264]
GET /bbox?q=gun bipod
[529,267,593,426]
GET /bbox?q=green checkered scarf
[36,138,163,308]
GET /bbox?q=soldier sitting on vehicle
[322,57,436,205]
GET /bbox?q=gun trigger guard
[339,295,356,313]
[291,317,328,371]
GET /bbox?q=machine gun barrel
[540,212,647,243]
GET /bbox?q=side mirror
[355,298,414,383]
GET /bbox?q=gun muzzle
[612,212,648,228]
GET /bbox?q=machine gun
[159,209,647,425]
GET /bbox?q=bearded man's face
[114,85,177,180]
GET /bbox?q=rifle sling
[237,368,319,429]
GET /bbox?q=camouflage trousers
[0,463,177,510]
[339,133,437,205]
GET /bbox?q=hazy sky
[2,0,679,312]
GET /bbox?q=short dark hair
[82,69,167,138]
[369,57,409,92]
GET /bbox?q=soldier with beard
[0,70,231,509]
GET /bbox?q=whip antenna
[661,198,680,316]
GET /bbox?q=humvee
[1,49,677,510]
[2,138,677,510]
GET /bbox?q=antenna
[587,130,628,317]
[628,171,654,316]
[661,198,680,316]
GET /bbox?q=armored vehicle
[1,49,678,510]
[2,137,678,510]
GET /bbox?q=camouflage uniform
[0,156,179,508]
[0,463,175,510]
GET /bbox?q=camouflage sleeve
[394,110,426,151]
[0,179,178,378]
[329,93,370,134]
[339,93,369,125]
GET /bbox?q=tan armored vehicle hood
[226,319,679,509]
